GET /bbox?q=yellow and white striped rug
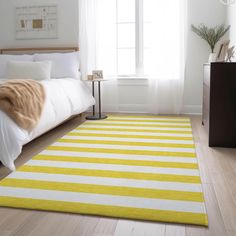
[0,115,208,226]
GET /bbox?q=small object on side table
[85,79,108,120]
[92,70,103,79]
[87,74,95,80]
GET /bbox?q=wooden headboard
[0,47,79,55]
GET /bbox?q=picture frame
[92,70,103,79]
[15,5,58,40]
[217,40,230,62]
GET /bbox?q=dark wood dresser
[202,62,236,147]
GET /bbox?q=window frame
[116,0,144,77]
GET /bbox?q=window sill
[116,76,148,80]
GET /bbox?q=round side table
[85,79,108,120]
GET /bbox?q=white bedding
[0,78,95,171]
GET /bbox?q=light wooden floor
[0,114,236,236]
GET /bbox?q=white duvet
[0,78,95,171]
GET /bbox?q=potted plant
[191,24,230,62]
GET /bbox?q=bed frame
[0,47,79,54]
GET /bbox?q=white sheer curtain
[78,0,97,79]
[79,0,187,114]
[146,0,187,114]
[79,0,119,112]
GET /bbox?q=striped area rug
[0,115,208,226]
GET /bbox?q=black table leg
[86,81,107,120]
[92,81,95,116]
[98,81,101,118]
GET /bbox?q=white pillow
[0,54,34,78]
[6,61,52,80]
[34,52,80,79]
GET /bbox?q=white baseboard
[103,104,149,114]
[182,105,202,115]
[99,103,202,115]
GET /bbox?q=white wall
[227,3,236,58]
[0,0,79,48]
[183,0,227,114]
[0,0,227,114]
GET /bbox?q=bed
[0,47,95,171]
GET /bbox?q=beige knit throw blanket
[0,79,45,131]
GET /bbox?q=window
[96,0,184,79]
[117,0,136,75]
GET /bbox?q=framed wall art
[15,5,58,40]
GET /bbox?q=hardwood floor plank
[0,230,12,236]
[27,213,76,236]
[114,220,165,236]
[202,183,227,236]
[10,212,46,236]
[165,225,185,236]
[227,230,236,236]
[214,148,236,207]
[0,209,33,233]
[185,225,207,236]
[194,144,212,184]
[211,173,236,231]
[93,218,118,236]
[0,208,19,225]
[71,215,100,236]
